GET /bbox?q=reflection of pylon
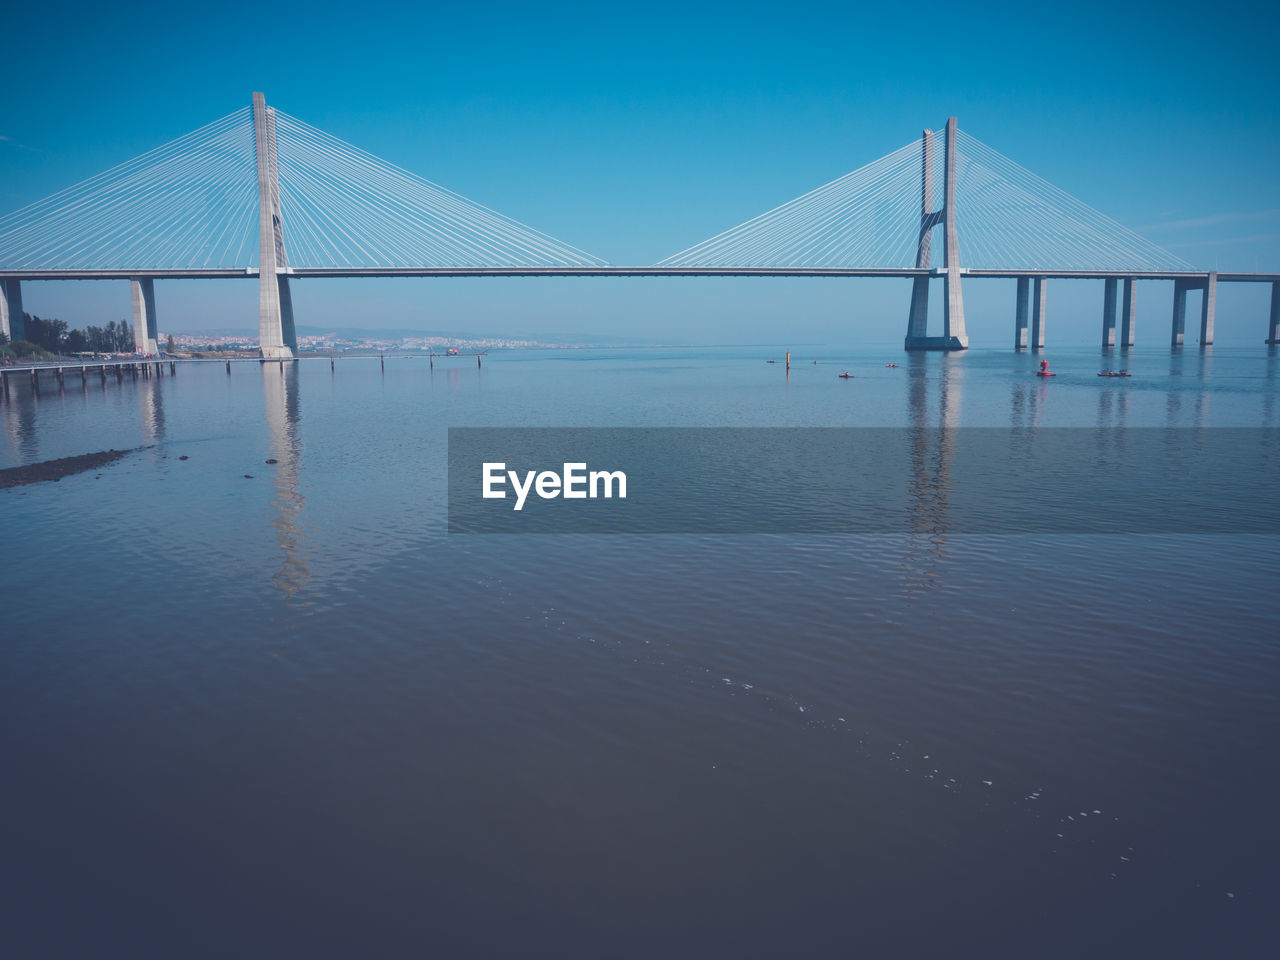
[905,118,967,351]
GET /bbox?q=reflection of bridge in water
[894,344,1230,592]
[902,354,962,594]
[2,94,1278,356]
[0,357,310,602]
[263,362,309,602]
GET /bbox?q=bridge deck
[2,267,1277,282]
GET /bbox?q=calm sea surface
[3,344,1278,958]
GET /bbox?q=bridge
[1,94,1277,356]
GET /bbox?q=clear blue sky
[2,0,1277,344]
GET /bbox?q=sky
[2,0,1278,345]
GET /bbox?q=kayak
[1036,371,1056,377]
[838,373,854,379]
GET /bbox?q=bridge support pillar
[1031,278,1046,350]
[278,274,297,355]
[130,278,159,355]
[1268,281,1280,344]
[1121,279,1137,347]
[1171,279,1188,347]
[943,269,967,349]
[907,277,930,342]
[1,278,25,342]
[1102,278,1117,347]
[253,91,298,360]
[1014,277,1029,348]
[1199,272,1216,345]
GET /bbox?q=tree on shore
[14,313,135,354]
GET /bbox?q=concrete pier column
[1,279,25,342]
[253,92,298,360]
[1015,277,1029,349]
[1199,272,1217,345]
[1268,281,1280,344]
[1171,279,1188,347]
[943,269,967,348]
[1121,278,1137,347]
[907,277,930,343]
[278,273,297,355]
[1102,278,1117,347]
[1031,277,1047,350]
[130,279,160,355]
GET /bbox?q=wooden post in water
[785,350,790,371]
[477,354,482,368]
[330,357,335,372]
[30,368,38,392]
[226,360,231,374]
[380,354,385,371]
[170,361,176,375]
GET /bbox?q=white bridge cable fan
[271,111,607,268]
[952,130,1192,271]
[0,108,260,271]
[657,138,928,268]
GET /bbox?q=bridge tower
[252,92,298,360]
[905,117,967,350]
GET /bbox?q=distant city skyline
[2,0,1277,344]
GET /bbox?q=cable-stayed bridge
[1,94,1276,356]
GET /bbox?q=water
[3,345,1278,958]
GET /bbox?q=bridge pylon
[253,92,298,360]
[905,117,967,351]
